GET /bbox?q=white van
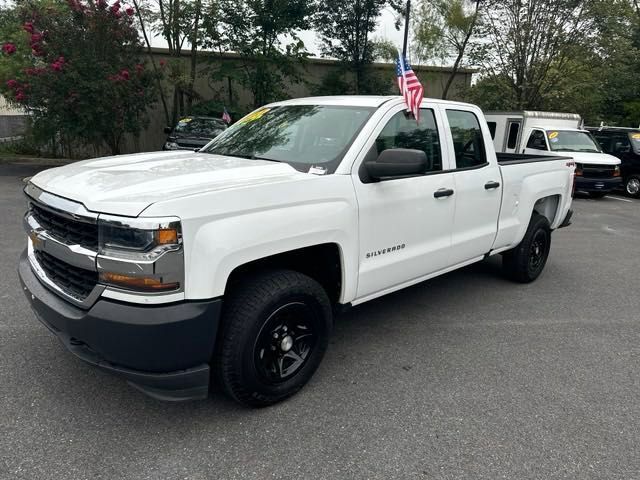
[485,111,622,198]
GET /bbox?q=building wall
[123,49,475,154]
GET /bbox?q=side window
[375,108,442,172]
[487,122,497,140]
[507,121,520,149]
[613,135,631,153]
[446,109,487,169]
[526,130,548,150]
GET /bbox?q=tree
[413,0,481,99]
[473,0,594,110]
[0,0,158,155]
[204,0,311,109]
[314,0,389,94]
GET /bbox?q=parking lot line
[605,195,633,202]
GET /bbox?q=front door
[352,104,456,300]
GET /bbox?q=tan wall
[121,49,475,154]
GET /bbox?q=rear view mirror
[365,149,429,180]
[164,126,172,134]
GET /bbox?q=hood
[30,151,305,217]
[560,151,621,166]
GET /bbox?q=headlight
[97,216,183,293]
[164,141,179,150]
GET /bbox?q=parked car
[586,126,640,198]
[19,96,574,407]
[163,116,227,151]
[485,111,622,198]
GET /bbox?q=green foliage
[0,0,158,155]
[314,0,388,94]
[204,0,312,109]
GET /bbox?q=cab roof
[267,95,478,109]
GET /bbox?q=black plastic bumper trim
[18,249,221,401]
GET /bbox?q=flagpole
[402,0,411,58]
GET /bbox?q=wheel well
[225,244,343,304]
[533,195,560,225]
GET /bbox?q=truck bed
[497,153,572,165]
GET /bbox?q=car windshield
[547,130,601,153]
[201,105,375,173]
[174,118,226,137]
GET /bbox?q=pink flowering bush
[0,0,158,155]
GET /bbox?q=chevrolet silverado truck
[18,96,575,407]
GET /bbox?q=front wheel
[215,269,332,407]
[625,175,640,198]
[502,213,551,283]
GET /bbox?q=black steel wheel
[215,269,332,407]
[503,213,551,283]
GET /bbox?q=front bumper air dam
[575,176,622,193]
[18,249,221,401]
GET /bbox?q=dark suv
[587,127,640,198]
[163,116,227,151]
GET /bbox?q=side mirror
[365,149,429,180]
[164,126,173,134]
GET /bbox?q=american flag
[396,52,424,122]
[222,107,232,124]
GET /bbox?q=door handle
[484,181,500,190]
[434,188,454,198]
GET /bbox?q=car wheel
[625,176,640,198]
[587,191,607,199]
[503,213,551,283]
[215,269,332,407]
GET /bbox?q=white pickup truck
[19,96,574,406]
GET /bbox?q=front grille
[30,203,98,250]
[34,250,98,300]
[581,164,617,179]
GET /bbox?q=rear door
[352,103,456,300]
[443,108,502,265]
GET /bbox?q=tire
[587,191,607,199]
[215,269,332,407]
[502,213,551,283]
[625,175,640,198]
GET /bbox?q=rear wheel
[625,175,640,198]
[215,269,332,407]
[503,213,551,283]
[587,191,607,199]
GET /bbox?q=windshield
[547,130,601,153]
[174,118,226,137]
[201,105,374,173]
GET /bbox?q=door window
[375,109,442,172]
[507,121,520,149]
[612,135,631,154]
[487,122,497,139]
[446,110,487,168]
[526,130,548,150]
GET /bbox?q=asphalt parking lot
[1,161,639,480]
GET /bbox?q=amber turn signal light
[100,272,179,292]
[156,228,179,245]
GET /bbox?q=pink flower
[135,63,144,74]
[15,91,26,102]
[96,0,107,9]
[125,6,134,16]
[110,1,120,14]
[119,69,129,80]
[2,43,17,55]
[50,58,65,72]
[6,79,19,89]
[159,59,166,68]
[23,22,35,34]
[24,67,45,76]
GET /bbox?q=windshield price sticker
[632,133,640,140]
[308,165,327,175]
[238,108,270,124]
[548,131,559,139]
[179,118,192,124]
